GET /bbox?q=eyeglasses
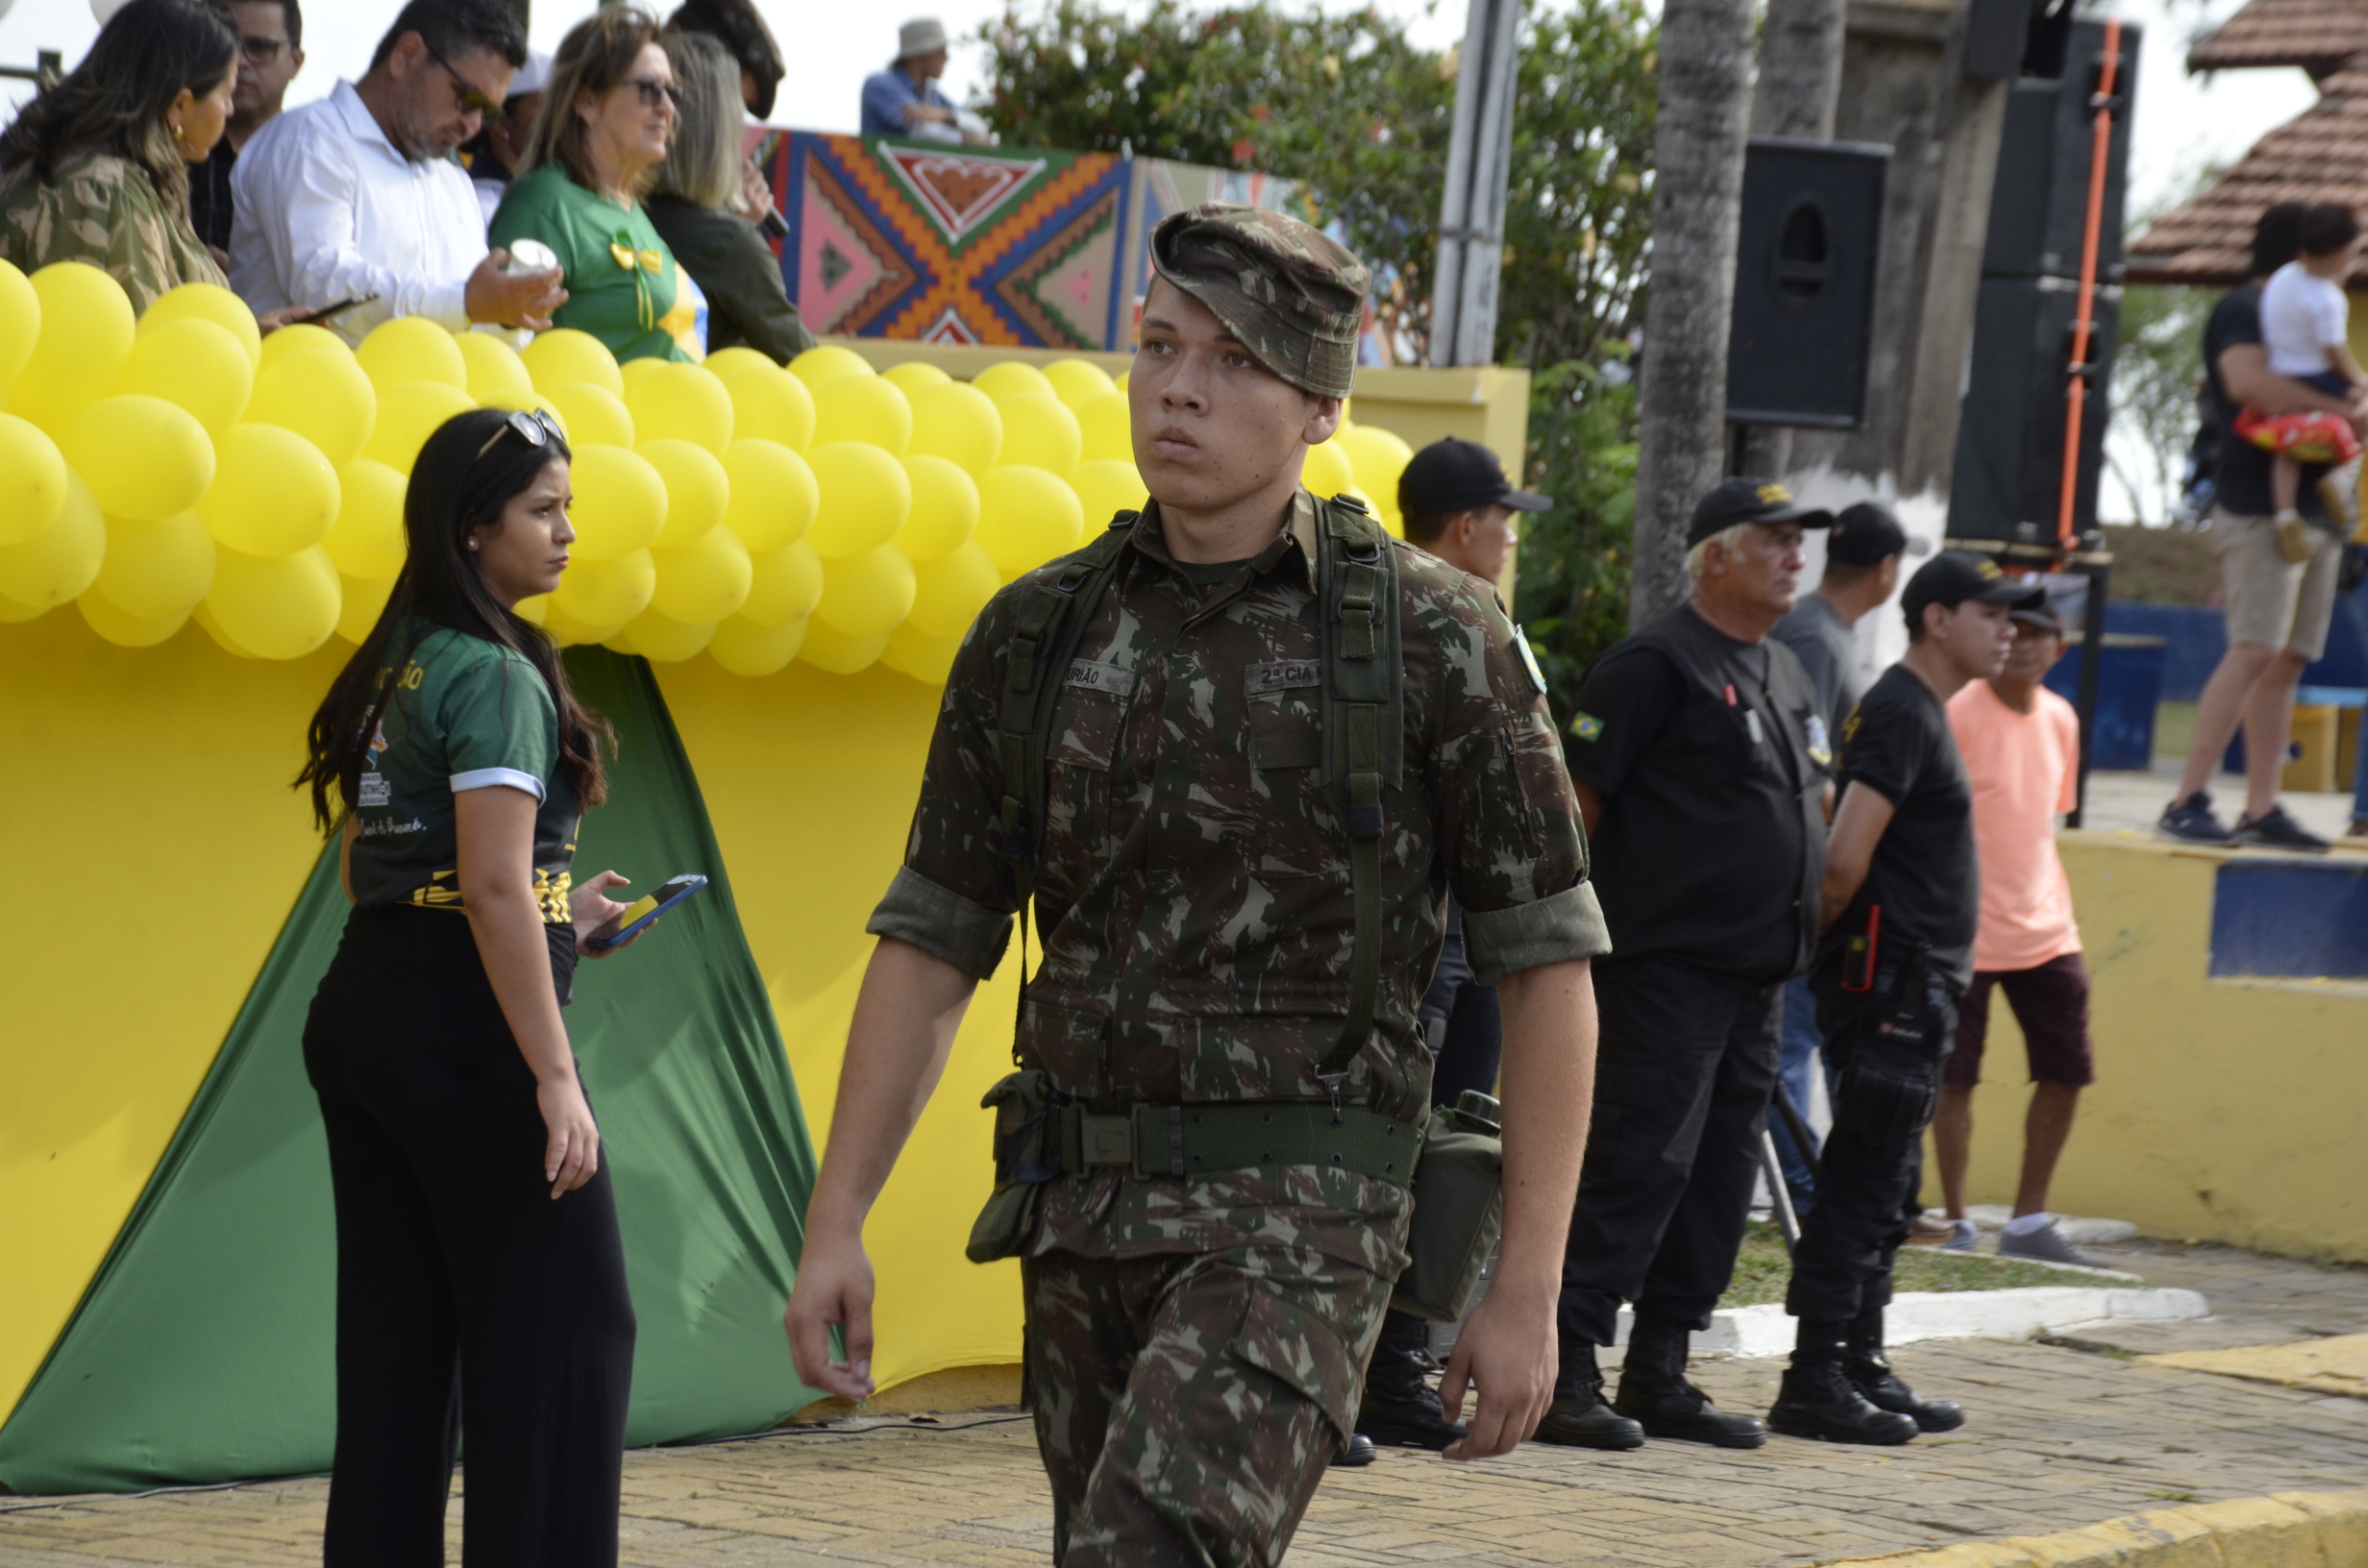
[423,40,506,123]
[620,76,683,112]
[237,34,289,65]
[476,407,565,460]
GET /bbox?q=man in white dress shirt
[230,0,565,343]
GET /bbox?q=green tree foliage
[2107,282,2211,525]
[1514,365,1638,718]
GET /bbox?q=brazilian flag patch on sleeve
[1570,712,1605,742]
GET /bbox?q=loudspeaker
[1978,19,2139,281]
[1948,274,2118,551]
[1725,138,1890,429]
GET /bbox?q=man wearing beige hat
[861,18,990,144]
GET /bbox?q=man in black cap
[1537,478,1835,1453]
[1768,550,2038,1446]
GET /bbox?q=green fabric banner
[0,649,822,1493]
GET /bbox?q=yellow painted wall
[1941,833,2368,1262]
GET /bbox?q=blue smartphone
[590,872,706,949]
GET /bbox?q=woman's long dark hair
[299,408,612,833]
[0,0,235,211]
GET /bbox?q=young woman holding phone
[295,406,645,1565]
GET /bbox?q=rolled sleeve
[867,866,1013,981]
[1463,882,1612,986]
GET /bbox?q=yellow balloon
[140,282,261,369]
[725,362,815,451]
[191,599,261,657]
[906,539,1000,639]
[522,328,625,398]
[1043,357,1119,411]
[363,380,477,473]
[0,470,102,606]
[996,392,1081,477]
[805,440,910,557]
[798,617,890,674]
[621,604,717,662]
[1301,437,1356,499]
[1068,458,1148,529]
[78,588,187,648]
[628,362,734,453]
[356,317,467,394]
[883,621,963,685]
[259,323,348,368]
[208,543,340,659]
[0,412,67,545]
[637,438,728,549]
[546,381,634,448]
[60,395,214,523]
[721,439,817,551]
[323,459,407,578]
[92,506,212,618]
[815,541,916,637]
[12,262,135,428]
[905,380,1001,477]
[1076,389,1131,465]
[114,318,253,439]
[703,346,777,383]
[811,374,912,454]
[200,423,341,555]
[0,257,38,393]
[540,597,628,647]
[456,331,534,402]
[335,573,394,643]
[555,548,656,625]
[0,589,45,621]
[650,519,751,622]
[975,464,1085,579]
[882,360,950,395]
[973,360,1056,404]
[1335,423,1416,501]
[244,346,377,470]
[618,355,667,400]
[708,612,806,675]
[476,386,567,429]
[513,591,549,625]
[896,454,979,562]
[740,539,824,626]
[789,343,875,392]
[566,446,668,561]
[1115,370,1129,390]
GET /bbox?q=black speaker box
[1949,274,2119,551]
[1979,18,2139,282]
[1725,138,1890,429]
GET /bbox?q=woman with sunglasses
[491,7,702,362]
[296,406,646,1564]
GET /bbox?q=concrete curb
[1831,1488,2368,1566]
[1618,1286,2211,1359]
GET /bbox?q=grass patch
[1719,1221,2109,1309]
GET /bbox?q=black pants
[1419,918,1502,1109]
[1557,954,1781,1348]
[307,907,636,1567]
[1785,972,1958,1324]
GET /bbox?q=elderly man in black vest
[1536,478,1835,1451]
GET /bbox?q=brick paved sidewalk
[4,1240,2364,1567]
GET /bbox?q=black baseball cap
[2010,598,2066,635]
[1687,477,1834,547]
[1397,438,1552,519]
[1901,550,2046,625]
[1827,502,1931,566]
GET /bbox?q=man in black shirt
[1538,478,1834,1452]
[1769,551,2037,1446]
[192,0,307,260]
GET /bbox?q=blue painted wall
[2111,588,2368,701]
[2208,857,2368,979]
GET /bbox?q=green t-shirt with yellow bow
[490,163,698,364]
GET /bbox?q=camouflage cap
[1147,203,1369,399]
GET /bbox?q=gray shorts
[2214,505,2344,660]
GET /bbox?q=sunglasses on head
[476,407,565,460]
[424,40,506,123]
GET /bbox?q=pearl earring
[467,539,479,551]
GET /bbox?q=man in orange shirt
[1936,600,2098,1266]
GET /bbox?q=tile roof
[2188,0,2368,75]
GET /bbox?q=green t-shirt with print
[349,623,580,922]
[490,163,694,365]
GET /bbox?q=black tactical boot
[1767,1318,1920,1445]
[1531,1340,1645,1451]
[1330,1433,1378,1467]
[1613,1314,1767,1449]
[1355,1311,1468,1452]
[1845,1307,1964,1432]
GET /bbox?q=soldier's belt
[1052,1102,1418,1188]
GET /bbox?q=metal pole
[2067,560,2109,828]
[1427,0,1520,367]
[1760,1131,1801,1254]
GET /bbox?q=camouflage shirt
[870,491,1609,1274]
[0,149,227,314]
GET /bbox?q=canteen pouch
[1834,944,1945,1147]
[967,1068,1066,1264]
[1389,1094,1505,1322]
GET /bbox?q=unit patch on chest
[1248,660,1321,696]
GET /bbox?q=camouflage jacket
[0,150,226,314]
[870,491,1609,1274]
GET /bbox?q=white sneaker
[1996,1218,2101,1267]
[1941,1219,1977,1253]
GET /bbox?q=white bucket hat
[898,17,949,58]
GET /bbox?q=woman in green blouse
[492,7,698,364]
[0,0,236,311]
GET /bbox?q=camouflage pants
[1023,1245,1395,1568]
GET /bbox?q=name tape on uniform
[1247,660,1321,696]
[1065,658,1134,695]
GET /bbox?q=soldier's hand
[783,1230,878,1401]
[1437,1281,1557,1459]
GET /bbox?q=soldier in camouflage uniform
[784,204,1609,1567]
